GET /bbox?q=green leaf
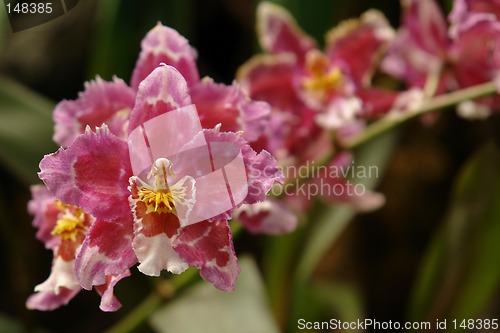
[288,130,398,327]
[0,313,51,333]
[311,281,365,327]
[0,76,56,185]
[0,314,23,333]
[295,129,397,282]
[408,142,500,322]
[149,257,280,333]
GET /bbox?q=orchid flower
[38,65,282,300]
[238,2,397,134]
[382,0,500,118]
[234,2,388,222]
[26,185,128,311]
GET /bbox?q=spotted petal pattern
[173,219,240,291]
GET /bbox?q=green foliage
[0,76,56,184]
[149,257,279,333]
[409,143,500,323]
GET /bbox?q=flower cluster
[27,0,500,311]
[382,0,500,118]
[27,24,282,311]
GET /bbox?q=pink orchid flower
[30,21,283,311]
[238,2,397,135]
[382,0,500,117]
[26,185,128,311]
[233,2,389,225]
[38,65,282,303]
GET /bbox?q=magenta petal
[202,129,283,205]
[128,65,193,134]
[75,217,136,290]
[190,79,270,142]
[404,0,449,57]
[167,131,248,224]
[28,185,59,249]
[356,88,399,118]
[312,152,385,212]
[26,288,80,311]
[256,2,316,65]
[235,200,297,235]
[173,219,240,291]
[128,104,204,176]
[317,97,362,129]
[326,10,394,86]
[39,126,132,221]
[238,54,303,114]
[53,77,135,147]
[451,15,500,88]
[95,270,131,312]
[381,29,438,89]
[131,23,199,90]
[449,0,500,25]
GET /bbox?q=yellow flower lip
[303,51,343,93]
[51,201,87,242]
[303,67,342,92]
[137,188,176,214]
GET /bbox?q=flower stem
[343,81,498,149]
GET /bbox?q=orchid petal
[170,175,197,224]
[326,10,394,87]
[238,54,302,114]
[403,0,448,57]
[190,79,270,142]
[39,126,132,221]
[256,2,316,65]
[449,0,500,28]
[129,104,204,177]
[34,256,79,294]
[131,23,199,90]
[451,15,500,88]
[235,200,297,235]
[166,134,248,224]
[128,65,193,134]
[134,232,188,276]
[356,88,400,118]
[53,77,135,147]
[381,29,439,89]
[95,270,131,312]
[316,97,362,129]
[173,219,240,291]
[202,129,283,206]
[28,185,59,249]
[74,217,136,290]
[312,152,386,212]
[26,287,80,311]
